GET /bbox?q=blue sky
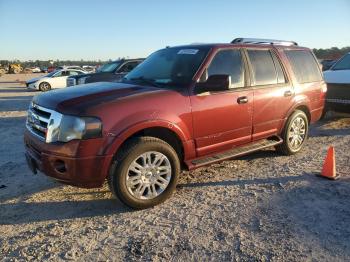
[0,0,349,61]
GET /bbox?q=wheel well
[121,127,184,162]
[295,105,311,123]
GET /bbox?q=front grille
[326,83,350,100]
[26,104,52,140]
[67,78,76,87]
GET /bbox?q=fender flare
[103,119,191,157]
[279,99,311,133]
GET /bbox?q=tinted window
[332,53,350,70]
[285,50,322,83]
[68,71,80,76]
[247,50,278,86]
[205,49,244,88]
[53,71,63,77]
[61,71,70,76]
[97,62,121,73]
[118,62,139,73]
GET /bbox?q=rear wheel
[276,110,309,155]
[39,82,51,92]
[108,137,180,209]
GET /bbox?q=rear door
[245,48,294,141]
[190,48,253,157]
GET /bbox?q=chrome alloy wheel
[288,116,306,150]
[126,151,172,200]
[40,82,50,91]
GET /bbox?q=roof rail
[231,38,298,46]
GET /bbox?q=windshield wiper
[127,76,161,88]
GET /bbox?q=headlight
[48,115,102,143]
[78,77,87,85]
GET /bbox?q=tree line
[1,46,349,67]
[313,46,350,60]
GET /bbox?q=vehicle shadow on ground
[0,96,33,112]
[0,81,24,84]
[0,179,129,225]
[0,197,129,225]
[178,173,311,189]
[0,88,34,93]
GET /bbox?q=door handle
[237,96,248,104]
[284,90,293,97]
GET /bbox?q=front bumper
[24,130,113,188]
[26,82,37,90]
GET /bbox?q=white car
[30,67,41,73]
[26,69,87,91]
[323,52,350,84]
[323,52,350,114]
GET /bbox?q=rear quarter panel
[277,47,325,125]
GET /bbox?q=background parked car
[82,65,96,73]
[66,58,144,86]
[323,52,350,115]
[29,67,41,73]
[26,69,87,91]
[47,65,82,73]
[319,59,337,71]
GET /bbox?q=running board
[190,138,283,168]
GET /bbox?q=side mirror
[196,74,231,94]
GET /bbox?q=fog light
[54,160,67,173]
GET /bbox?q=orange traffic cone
[318,146,339,180]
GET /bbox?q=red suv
[24,38,326,209]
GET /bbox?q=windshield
[123,46,210,87]
[46,70,59,77]
[332,53,350,70]
[96,61,121,73]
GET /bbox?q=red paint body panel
[190,90,253,156]
[24,43,325,187]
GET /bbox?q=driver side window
[53,71,63,77]
[118,62,139,73]
[201,49,244,89]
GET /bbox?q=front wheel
[39,82,51,92]
[108,137,180,209]
[276,110,309,155]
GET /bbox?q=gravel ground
[0,73,349,261]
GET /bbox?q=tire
[108,136,181,209]
[39,82,51,92]
[276,110,309,155]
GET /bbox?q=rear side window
[285,50,322,83]
[247,50,285,86]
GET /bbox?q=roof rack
[231,38,298,46]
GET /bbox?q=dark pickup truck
[66,58,144,86]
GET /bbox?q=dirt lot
[0,73,349,261]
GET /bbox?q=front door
[190,48,253,157]
[51,70,69,88]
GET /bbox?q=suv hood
[26,75,46,84]
[33,82,160,115]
